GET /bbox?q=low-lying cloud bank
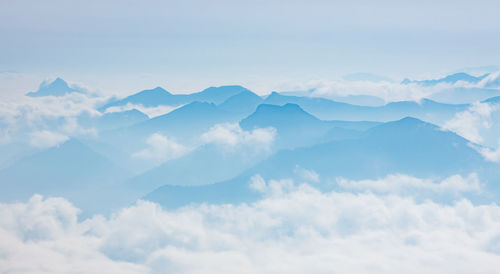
[1,177,500,274]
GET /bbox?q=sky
[1,0,500,96]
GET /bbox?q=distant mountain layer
[262,92,467,123]
[101,85,252,109]
[401,72,489,86]
[144,117,493,208]
[127,105,381,193]
[78,109,149,131]
[26,78,85,97]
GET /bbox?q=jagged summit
[26,77,84,97]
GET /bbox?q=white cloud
[475,140,500,162]
[132,133,189,164]
[337,173,481,194]
[201,123,276,150]
[61,117,98,137]
[2,178,500,273]
[105,103,182,118]
[274,78,457,103]
[442,102,495,143]
[479,71,500,88]
[293,165,320,183]
[29,130,69,148]
[0,92,105,145]
[0,195,147,273]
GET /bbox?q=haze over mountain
[0,139,128,213]
[401,72,489,86]
[144,117,497,208]
[3,73,500,213]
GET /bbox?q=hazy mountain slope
[101,85,252,110]
[145,117,494,207]
[262,92,467,123]
[0,139,129,213]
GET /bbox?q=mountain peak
[26,77,83,97]
[138,86,170,95]
[240,103,321,131]
[218,90,263,113]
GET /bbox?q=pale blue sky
[1,0,500,95]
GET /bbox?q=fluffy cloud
[132,133,189,164]
[0,93,104,145]
[274,78,456,103]
[2,177,500,273]
[105,103,182,118]
[441,101,500,162]
[337,173,481,194]
[29,130,69,148]
[0,195,147,273]
[201,123,276,150]
[442,102,495,143]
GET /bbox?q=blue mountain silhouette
[101,85,252,110]
[0,139,127,213]
[144,117,491,207]
[402,72,489,86]
[26,78,85,97]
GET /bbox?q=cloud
[442,102,495,143]
[293,165,320,183]
[337,173,481,195]
[2,178,500,273]
[475,140,500,162]
[274,78,456,103]
[105,103,182,118]
[201,123,276,150]
[479,71,500,88]
[132,133,189,164]
[29,130,69,148]
[0,92,105,145]
[0,195,147,273]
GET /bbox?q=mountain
[0,139,128,213]
[144,117,494,208]
[190,85,251,103]
[100,85,252,110]
[263,92,364,120]
[262,92,466,124]
[401,72,489,86]
[98,101,238,156]
[126,142,271,195]
[101,87,174,109]
[78,109,149,132]
[126,106,381,195]
[130,101,234,139]
[240,103,333,148]
[218,90,264,115]
[26,78,85,97]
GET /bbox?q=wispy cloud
[29,130,69,148]
[105,103,183,118]
[337,173,481,194]
[132,133,189,164]
[201,123,276,151]
[442,102,495,143]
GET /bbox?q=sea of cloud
[1,175,500,274]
